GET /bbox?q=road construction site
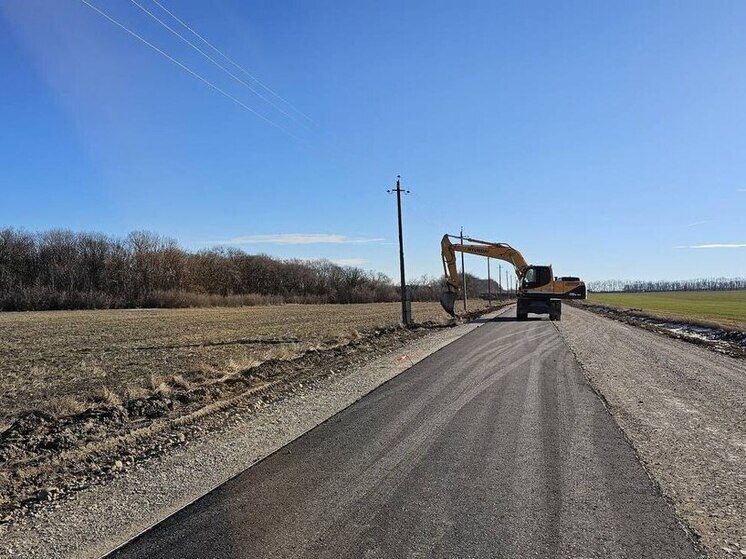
[1,302,743,559]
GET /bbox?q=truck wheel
[549,300,562,321]
[517,312,528,321]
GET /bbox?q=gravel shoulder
[557,305,746,559]
[0,308,507,559]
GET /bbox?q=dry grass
[122,385,150,402]
[41,396,88,418]
[169,375,190,390]
[93,386,123,408]
[0,301,488,421]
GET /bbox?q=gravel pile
[558,305,746,559]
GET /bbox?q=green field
[587,290,746,330]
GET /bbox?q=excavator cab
[521,266,553,290]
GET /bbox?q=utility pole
[460,226,467,312]
[387,175,411,326]
[498,264,502,300]
[487,257,492,306]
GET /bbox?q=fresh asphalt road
[109,313,700,559]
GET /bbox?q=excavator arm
[440,234,530,315]
[441,234,529,290]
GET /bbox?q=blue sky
[1,0,744,282]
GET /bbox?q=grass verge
[587,290,746,331]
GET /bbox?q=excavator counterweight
[440,234,586,320]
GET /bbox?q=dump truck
[440,234,586,320]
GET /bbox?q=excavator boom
[440,234,531,316]
[441,234,529,287]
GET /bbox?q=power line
[78,0,298,139]
[128,0,307,130]
[150,0,316,127]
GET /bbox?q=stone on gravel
[36,488,58,502]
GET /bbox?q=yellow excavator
[440,234,586,321]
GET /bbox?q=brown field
[0,301,488,424]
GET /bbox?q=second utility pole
[498,264,502,299]
[487,257,492,306]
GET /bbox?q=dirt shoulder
[0,306,509,559]
[557,305,746,559]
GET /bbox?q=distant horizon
[2,224,744,286]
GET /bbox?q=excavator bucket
[440,290,458,317]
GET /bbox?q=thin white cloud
[332,258,367,267]
[738,189,746,192]
[685,220,708,227]
[675,243,746,249]
[216,234,385,245]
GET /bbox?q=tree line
[0,228,505,311]
[588,277,746,293]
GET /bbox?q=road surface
[109,315,700,559]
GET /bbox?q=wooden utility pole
[487,257,492,306]
[498,264,502,299]
[387,176,411,326]
[460,227,467,312]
